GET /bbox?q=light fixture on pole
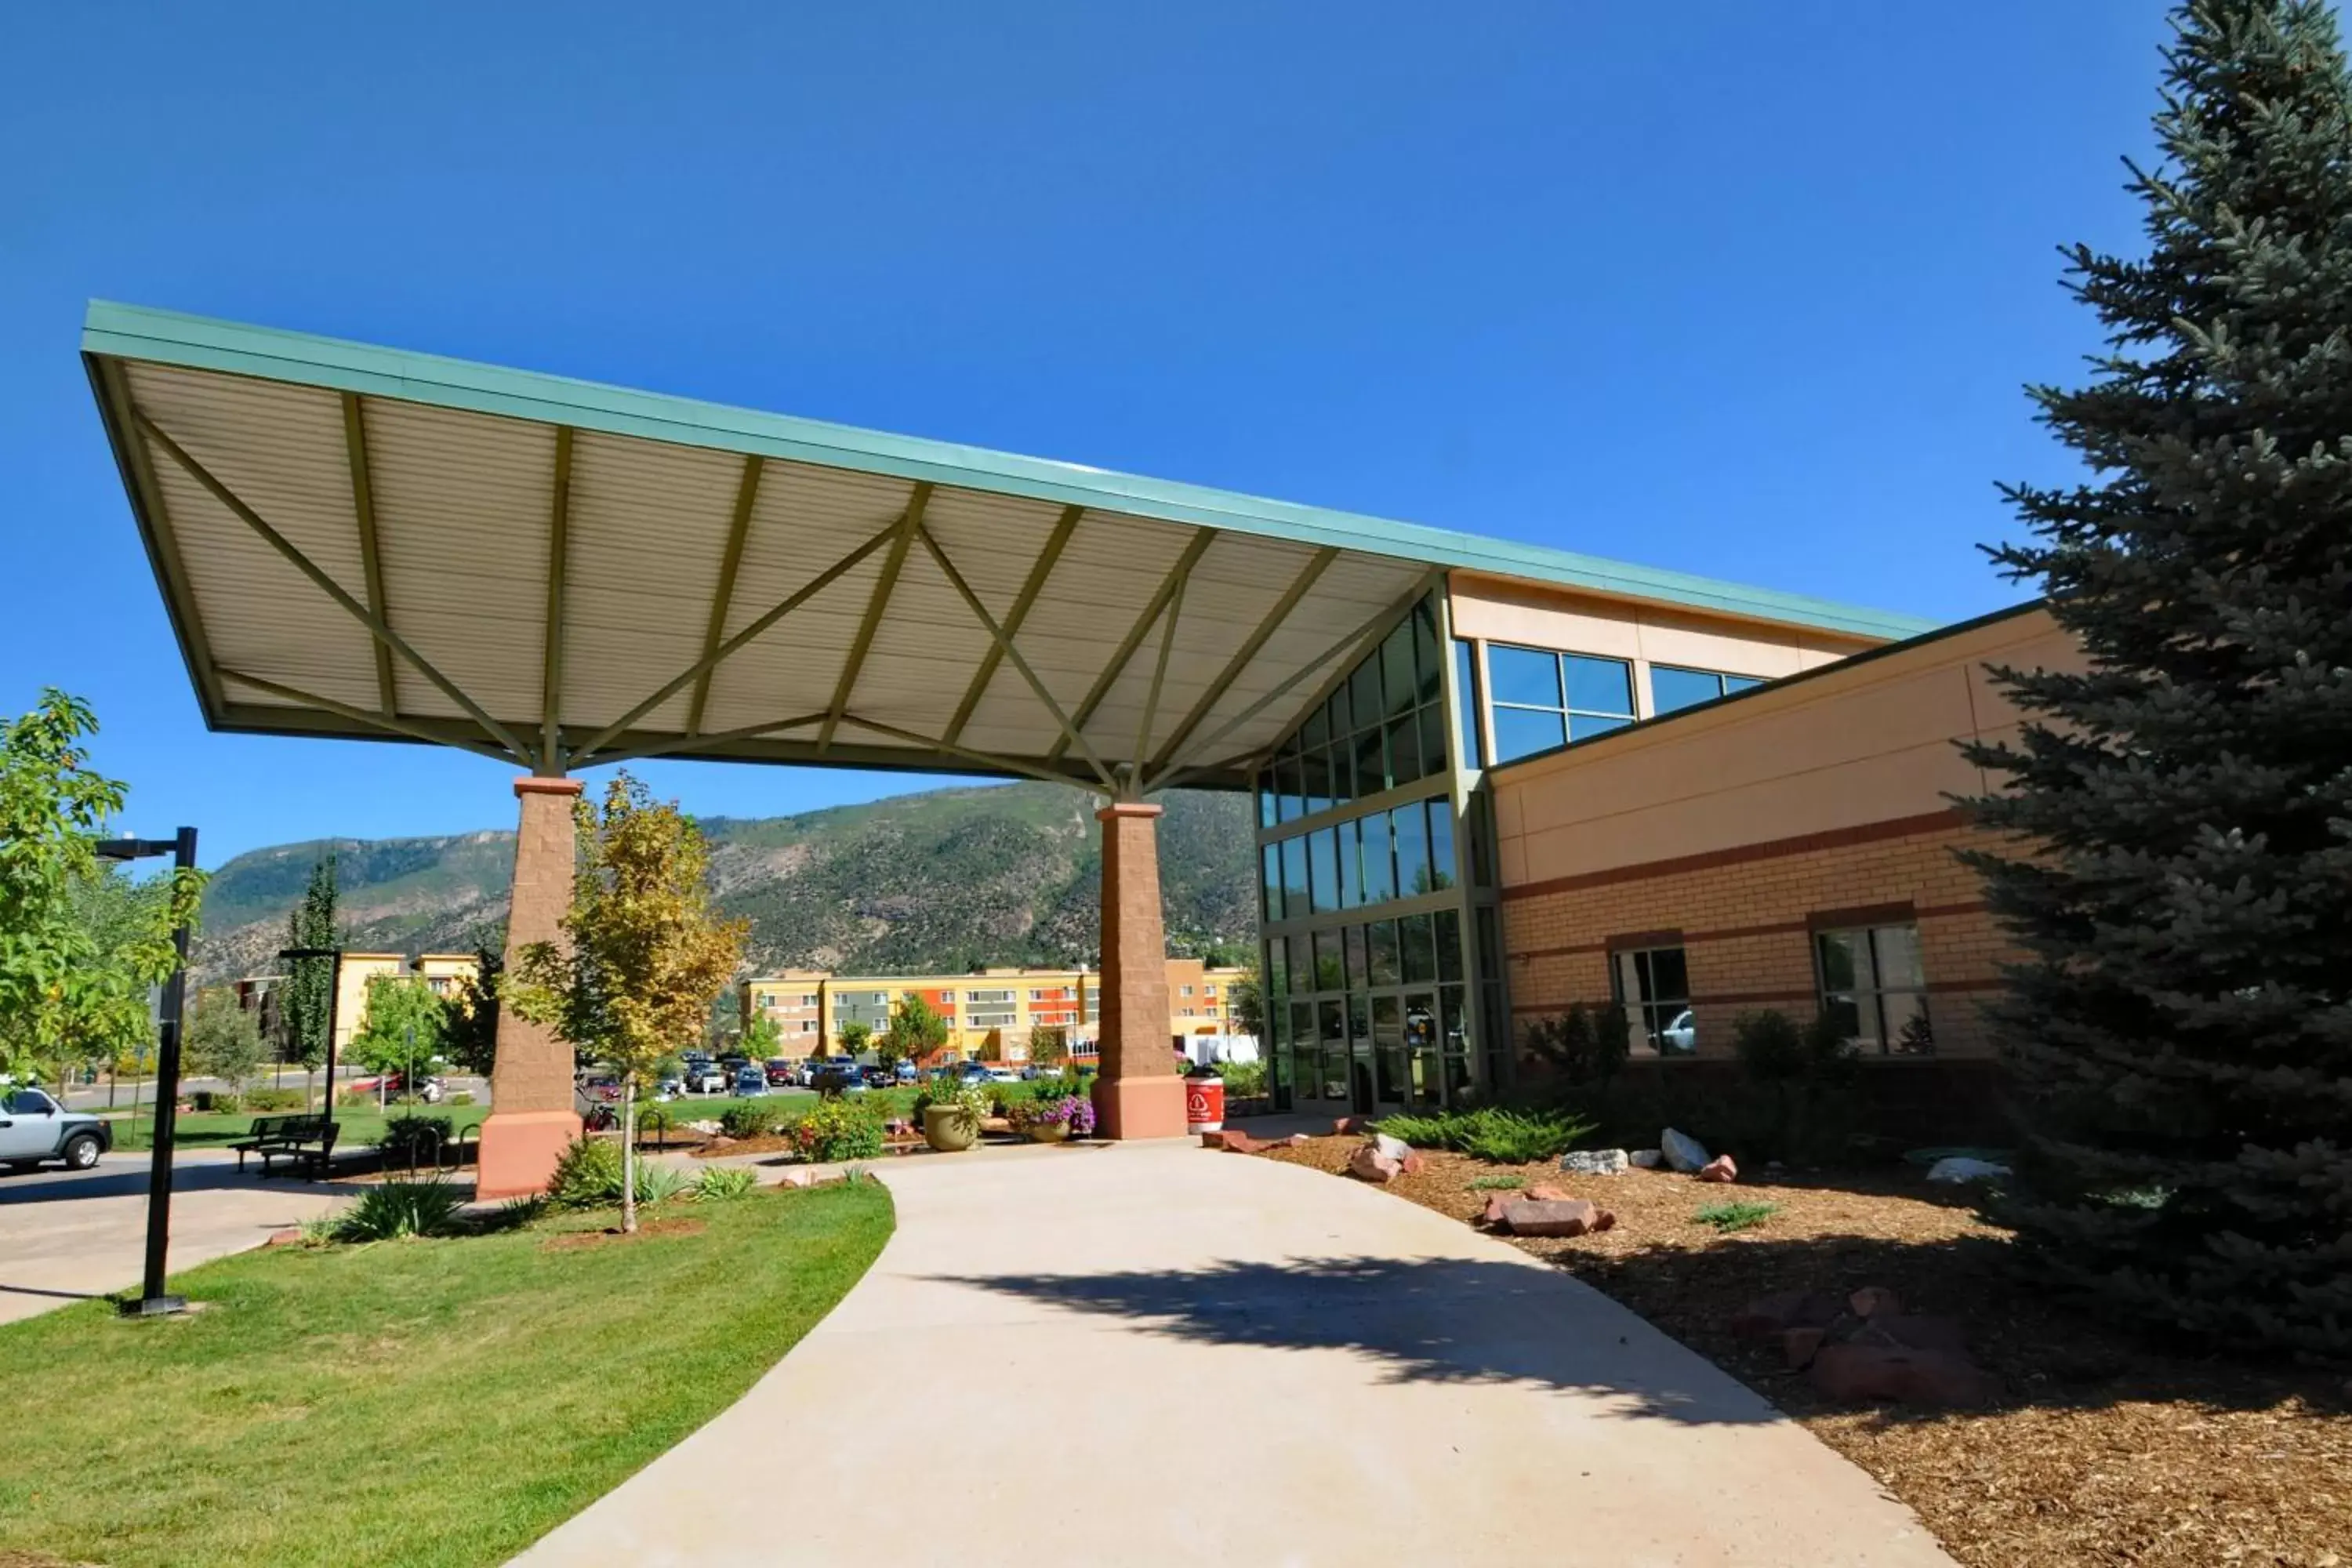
[95,827,198,1319]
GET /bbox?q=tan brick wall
[1499,815,2009,1060]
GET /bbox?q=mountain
[192,782,1259,982]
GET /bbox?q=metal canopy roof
[81,301,1935,794]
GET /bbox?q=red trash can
[1185,1065,1225,1134]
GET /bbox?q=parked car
[683,1060,728,1094]
[893,1059,918,1083]
[796,1059,828,1088]
[0,1087,111,1172]
[1661,1009,1697,1053]
[764,1058,796,1087]
[811,1062,867,1095]
[732,1065,768,1097]
[654,1076,684,1102]
[953,1061,993,1085]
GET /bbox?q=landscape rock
[264,1226,307,1247]
[1285,1133,1310,1147]
[1696,1154,1739,1183]
[684,1119,723,1134]
[1780,1326,1827,1369]
[1925,1156,2013,1184]
[1331,1116,1367,1136]
[1205,1129,1277,1154]
[1399,1150,1427,1177]
[1559,1148,1631,1176]
[1371,1131,1411,1163]
[1526,1183,1572,1202]
[1478,1192,1517,1227]
[1501,1197,1616,1238]
[776,1167,818,1189]
[1849,1286,1904,1321]
[1348,1145,1403,1184]
[1853,1314,1970,1357]
[1807,1342,1995,1408]
[1730,1290,1849,1341]
[1628,1149,1664,1169]
[1660,1127,1711,1173]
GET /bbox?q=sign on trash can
[1185,1064,1225,1134]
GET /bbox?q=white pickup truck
[0,1087,111,1172]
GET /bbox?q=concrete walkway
[0,1151,349,1324]
[519,1138,1953,1567]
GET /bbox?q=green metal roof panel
[82,300,1936,641]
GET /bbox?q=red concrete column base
[1092,1073,1188,1141]
[477,1109,583,1200]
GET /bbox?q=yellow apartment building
[331,952,481,1052]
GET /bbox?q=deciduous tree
[510,775,746,1233]
[184,986,267,1093]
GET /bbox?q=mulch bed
[1261,1135,2352,1568]
[539,1217,706,1250]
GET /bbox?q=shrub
[245,1087,304,1112]
[915,1081,988,1138]
[1466,1173,1526,1191]
[547,1136,626,1210]
[1722,1009,1863,1165]
[633,1163,690,1206]
[333,1178,466,1242]
[1376,1105,1596,1164]
[1521,1000,1632,1087]
[787,1098,885,1163]
[694,1165,757,1201]
[375,1114,454,1167]
[447,1091,476,1107]
[718,1104,775,1140]
[1693,1200,1780,1235]
[1211,1058,1267,1098]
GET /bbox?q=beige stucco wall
[1490,604,2078,890]
[1446,571,1881,722]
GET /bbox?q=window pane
[1887,992,1934,1054]
[1267,937,1289,996]
[1469,793,1496,887]
[1349,659,1384,735]
[1281,837,1309,915]
[1261,844,1283,923]
[1650,665,1724,716]
[1276,755,1303,822]
[1298,747,1330,816]
[1308,827,1339,916]
[1569,713,1630,742]
[1312,928,1346,992]
[1475,906,1501,980]
[1488,644,1561,708]
[1386,714,1421,788]
[1326,743,1354,808]
[1343,924,1368,993]
[1613,949,1646,1006]
[1873,924,1926,989]
[1412,602,1443,706]
[1401,912,1438,983]
[1564,654,1634,717]
[1285,934,1311,993]
[1336,818,1363,909]
[1493,707,1565,762]
[1355,725,1388,796]
[1648,945,1690,1002]
[1300,702,1328,750]
[1425,799,1455,891]
[1417,702,1448,777]
[1723,675,1762,695]
[1436,908,1463,983]
[1381,624,1417,720]
[1368,919,1403,985]
[1326,684,1352,742]
[1454,641,1483,768]
[1359,811,1396,904]
[1392,801,1432,896]
[1258,772,1276,829]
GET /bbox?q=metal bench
[229,1113,340,1179]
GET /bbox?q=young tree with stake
[509,775,746,1234]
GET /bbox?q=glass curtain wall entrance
[1255,592,1505,1114]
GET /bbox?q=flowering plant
[1010,1092,1094,1138]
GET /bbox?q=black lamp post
[96,827,198,1319]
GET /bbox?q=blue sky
[2,2,2165,865]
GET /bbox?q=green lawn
[0,1181,893,1566]
[109,1103,494,1153]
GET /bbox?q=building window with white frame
[1611,943,1694,1054]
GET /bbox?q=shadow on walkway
[935,1254,1779,1425]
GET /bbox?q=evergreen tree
[1961,0,2352,1356]
[278,854,339,1110]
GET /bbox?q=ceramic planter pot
[922,1105,978,1152]
[1025,1121,1072,1145]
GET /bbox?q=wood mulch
[1260,1134,2352,1568]
[539,1217,706,1250]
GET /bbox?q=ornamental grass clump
[693,1165,757,1201]
[1377,1105,1595,1165]
[333,1177,466,1242]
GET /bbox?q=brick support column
[1091,800,1186,1139]
[477,775,584,1198]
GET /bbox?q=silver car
[0,1087,111,1172]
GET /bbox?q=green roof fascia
[82,300,1938,641]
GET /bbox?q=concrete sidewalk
[517,1138,1953,1566]
[0,1152,349,1324]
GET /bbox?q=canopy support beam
[339,394,397,716]
[134,408,534,764]
[942,503,1080,746]
[1047,527,1214,765]
[817,483,931,753]
[1147,569,1439,794]
[218,667,525,766]
[588,710,829,768]
[540,426,574,773]
[687,455,762,737]
[838,713,1109,795]
[917,522,1116,793]
[1146,546,1338,775]
[569,516,902,764]
[1128,566,1187,796]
